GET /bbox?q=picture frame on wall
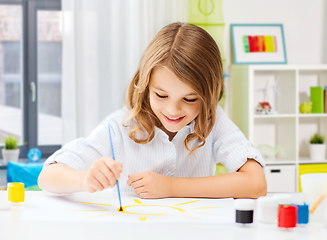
[231,24,287,64]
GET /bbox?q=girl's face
[149,66,200,140]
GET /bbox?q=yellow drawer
[298,163,327,192]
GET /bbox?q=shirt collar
[154,119,195,143]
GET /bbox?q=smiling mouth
[163,114,185,124]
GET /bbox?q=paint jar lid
[297,204,309,224]
[278,205,297,228]
[7,182,25,203]
[257,196,277,207]
[235,199,255,211]
[273,194,292,205]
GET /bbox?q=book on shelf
[310,86,324,113]
[325,87,327,113]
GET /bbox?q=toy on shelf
[310,87,324,113]
[256,76,280,114]
[268,76,280,114]
[257,144,287,159]
[256,102,272,114]
[324,87,327,113]
[299,102,312,114]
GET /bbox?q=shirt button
[168,166,173,171]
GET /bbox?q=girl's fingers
[131,180,144,190]
[117,162,123,172]
[139,192,150,199]
[94,168,111,189]
[85,157,123,192]
[128,177,143,187]
[106,169,117,188]
[98,164,115,188]
[88,175,105,191]
[127,173,143,186]
[97,162,117,188]
[104,158,123,180]
[134,186,147,195]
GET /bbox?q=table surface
[0,191,326,240]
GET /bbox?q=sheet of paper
[19,192,235,223]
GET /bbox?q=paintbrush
[309,181,327,214]
[108,126,123,211]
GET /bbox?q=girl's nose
[166,101,182,115]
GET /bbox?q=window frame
[0,0,62,159]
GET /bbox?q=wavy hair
[124,22,224,155]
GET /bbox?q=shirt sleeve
[212,106,265,173]
[44,122,113,171]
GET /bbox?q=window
[0,4,23,145]
[37,11,62,146]
[0,0,62,158]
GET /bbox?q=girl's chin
[162,124,183,133]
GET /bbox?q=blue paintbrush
[108,126,123,211]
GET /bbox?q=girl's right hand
[82,157,123,193]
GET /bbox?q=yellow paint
[75,199,224,220]
[73,210,109,212]
[78,201,112,206]
[175,200,199,206]
[185,216,201,220]
[117,204,185,216]
[139,217,147,221]
[192,207,220,209]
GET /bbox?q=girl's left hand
[127,171,172,199]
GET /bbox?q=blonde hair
[124,22,224,155]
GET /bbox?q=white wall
[223,0,326,66]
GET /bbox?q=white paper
[19,192,235,223]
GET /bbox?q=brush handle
[310,194,326,214]
[116,180,122,207]
[108,125,122,209]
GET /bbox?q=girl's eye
[156,93,167,98]
[184,98,198,103]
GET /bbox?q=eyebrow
[152,86,197,96]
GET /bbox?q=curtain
[61,0,188,144]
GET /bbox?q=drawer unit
[265,165,296,193]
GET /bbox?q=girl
[38,22,267,199]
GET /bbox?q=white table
[0,191,326,240]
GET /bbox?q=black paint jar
[235,199,255,224]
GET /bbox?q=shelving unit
[230,64,327,193]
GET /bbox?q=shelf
[298,114,327,118]
[265,160,296,165]
[231,64,327,193]
[254,114,296,118]
[299,158,327,164]
[254,118,296,160]
[254,114,327,118]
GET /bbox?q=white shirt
[45,106,265,192]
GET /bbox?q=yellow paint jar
[7,182,25,203]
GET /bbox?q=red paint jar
[278,205,298,228]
